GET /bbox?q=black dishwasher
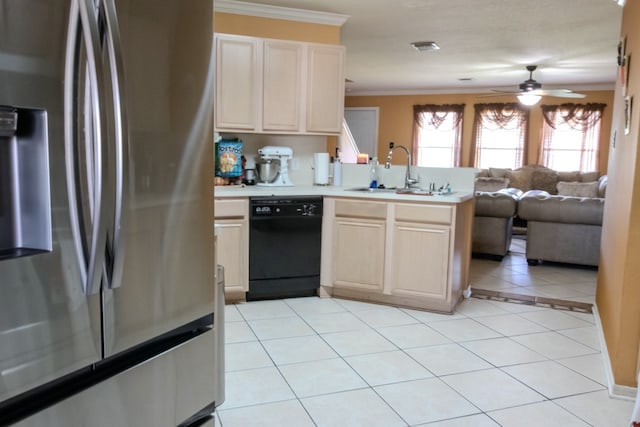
[247,196,323,301]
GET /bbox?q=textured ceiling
[234,0,623,95]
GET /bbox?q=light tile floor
[469,236,598,305]
[217,237,635,426]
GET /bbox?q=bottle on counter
[369,157,379,189]
[333,148,343,187]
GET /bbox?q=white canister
[313,152,330,185]
[332,160,342,186]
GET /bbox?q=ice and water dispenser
[0,106,52,260]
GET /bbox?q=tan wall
[215,12,340,44]
[597,0,640,387]
[345,92,614,171]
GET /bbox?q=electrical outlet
[291,158,300,170]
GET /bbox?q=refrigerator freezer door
[0,0,102,402]
[102,0,216,356]
[14,329,217,427]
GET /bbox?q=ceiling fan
[483,65,587,106]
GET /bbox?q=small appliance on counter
[313,152,330,185]
[256,146,294,186]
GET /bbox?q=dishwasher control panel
[250,196,323,218]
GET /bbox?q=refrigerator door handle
[102,0,129,290]
[64,0,111,296]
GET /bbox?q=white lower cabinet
[214,198,249,302]
[390,222,450,300]
[332,217,386,292]
[321,197,473,313]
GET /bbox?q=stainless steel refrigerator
[0,1,221,425]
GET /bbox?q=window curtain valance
[413,104,465,129]
[473,103,528,129]
[540,103,606,131]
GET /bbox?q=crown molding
[214,0,349,27]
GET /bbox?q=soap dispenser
[369,157,379,189]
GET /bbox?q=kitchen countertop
[214,184,474,203]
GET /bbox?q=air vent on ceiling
[411,41,440,51]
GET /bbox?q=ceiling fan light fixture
[411,41,440,51]
[517,93,541,106]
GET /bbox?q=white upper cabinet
[262,40,304,132]
[215,35,259,131]
[215,33,345,135]
[306,44,345,133]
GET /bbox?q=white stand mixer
[257,146,294,186]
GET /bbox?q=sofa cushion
[531,169,559,194]
[475,168,490,178]
[475,177,510,192]
[598,175,608,198]
[557,181,599,198]
[489,167,511,178]
[557,171,581,182]
[475,189,521,217]
[580,171,600,182]
[504,169,532,192]
[518,190,604,225]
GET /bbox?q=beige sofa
[473,165,607,266]
[473,188,522,260]
[518,190,604,266]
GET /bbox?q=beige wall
[345,92,614,171]
[215,12,340,44]
[597,0,640,387]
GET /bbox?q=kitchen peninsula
[215,165,475,314]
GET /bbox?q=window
[412,104,465,167]
[539,103,605,172]
[470,103,529,169]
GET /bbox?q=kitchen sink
[344,187,397,193]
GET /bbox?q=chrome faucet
[385,142,419,189]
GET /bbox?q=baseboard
[592,303,637,401]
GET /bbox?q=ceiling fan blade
[477,92,520,98]
[535,89,586,98]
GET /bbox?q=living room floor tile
[225,341,273,372]
[441,368,545,412]
[511,331,598,359]
[518,310,594,331]
[222,367,295,409]
[557,326,601,350]
[321,328,397,357]
[455,298,510,318]
[218,399,315,427]
[302,311,369,334]
[353,306,419,328]
[374,377,480,425]
[235,299,296,320]
[473,313,549,336]
[427,318,503,342]
[248,316,315,340]
[488,400,590,427]
[406,343,492,376]
[278,358,367,398]
[345,350,433,386]
[261,335,339,365]
[555,353,608,385]
[376,323,451,349]
[300,388,406,427]
[502,360,605,399]
[461,337,547,367]
[554,390,635,427]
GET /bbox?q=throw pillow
[531,169,559,194]
[475,177,510,192]
[475,168,490,178]
[556,181,599,198]
[504,169,532,192]
[580,171,600,182]
[489,167,511,178]
[598,175,608,198]
[557,171,581,182]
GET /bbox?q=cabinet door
[305,44,345,134]
[215,35,259,131]
[390,222,450,300]
[332,217,385,291]
[262,40,303,131]
[215,218,248,296]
